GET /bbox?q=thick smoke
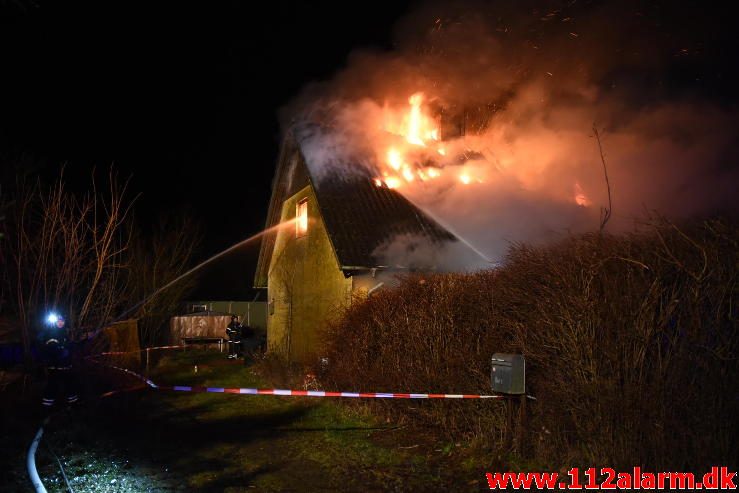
[285,0,739,266]
[370,233,492,272]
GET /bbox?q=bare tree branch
[592,124,613,233]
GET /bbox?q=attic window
[296,198,308,237]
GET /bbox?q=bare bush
[2,165,203,366]
[5,170,134,361]
[124,215,201,347]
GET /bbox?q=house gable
[266,183,352,360]
[255,130,482,362]
[255,132,459,287]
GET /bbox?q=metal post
[504,397,514,451]
[145,348,150,375]
[517,394,527,456]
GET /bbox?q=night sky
[2,1,738,300]
[0,0,411,299]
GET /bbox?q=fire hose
[28,413,80,493]
[27,419,47,493]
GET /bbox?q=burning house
[254,101,483,362]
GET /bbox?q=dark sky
[2,1,738,301]
[0,0,412,299]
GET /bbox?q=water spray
[90,218,297,338]
[402,194,494,265]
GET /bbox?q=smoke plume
[284,0,739,266]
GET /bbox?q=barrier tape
[87,345,185,358]
[162,387,503,399]
[103,363,504,400]
[109,365,158,389]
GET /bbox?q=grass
[140,350,440,491]
[0,348,515,492]
[1,348,491,492]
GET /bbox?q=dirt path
[2,350,491,492]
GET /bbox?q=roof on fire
[253,131,459,287]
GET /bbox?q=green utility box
[491,353,526,395]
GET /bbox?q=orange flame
[405,93,429,146]
[574,182,591,206]
[369,91,586,208]
[385,177,401,189]
[371,92,487,189]
[387,148,402,170]
[375,92,452,188]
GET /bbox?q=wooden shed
[169,311,232,345]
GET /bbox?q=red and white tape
[91,345,184,357]
[162,386,503,399]
[105,364,503,400]
[109,365,158,389]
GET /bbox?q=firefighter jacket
[42,331,73,370]
[226,321,241,340]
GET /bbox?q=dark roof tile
[314,172,455,268]
[254,133,459,286]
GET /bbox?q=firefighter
[226,315,241,359]
[41,313,79,409]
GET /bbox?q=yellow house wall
[267,184,353,363]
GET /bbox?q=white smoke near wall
[286,0,739,266]
[371,233,491,272]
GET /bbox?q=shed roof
[254,132,459,287]
[174,310,233,318]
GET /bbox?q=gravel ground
[2,402,180,493]
[40,451,175,493]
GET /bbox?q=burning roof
[254,131,464,287]
[312,168,457,269]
